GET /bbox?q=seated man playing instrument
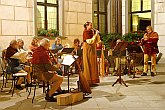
[32,38,64,102]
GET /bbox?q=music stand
[127,44,143,78]
[77,49,83,57]
[61,55,78,92]
[61,48,74,54]
[112,42,128,87]
[50,49,59,54]
[127,44,143,53]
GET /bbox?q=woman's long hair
[54,37,61,45]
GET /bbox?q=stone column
[154,0,165,58]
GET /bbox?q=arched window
[130,0,151,32]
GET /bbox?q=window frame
[130,0,151,32]
[93,0,108,34]
[37,0,59,30]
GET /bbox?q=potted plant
[101,31,144,50]
[38,28,48,37]
[37,28,59,38]
[46,29,59,37]
[123,31,144,43]
[102,33,122,50]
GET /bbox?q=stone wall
[62,0,92,46]
[0,0,34,52]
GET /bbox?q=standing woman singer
[82,21,101,86]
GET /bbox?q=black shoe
[45,94,57,102]
[151,72,155,77]
[15,85,23,90]
[57,90,68,94]
[51,90,68,96]
[141,72,147,76]
[52,92,61,96]
[25,83,33,87]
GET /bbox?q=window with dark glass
[130,0,151,32]
[37,0,58,36]
[93,0,107,34]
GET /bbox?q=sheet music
[11,51,28,60]
[61,55,78,66]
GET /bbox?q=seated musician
[141,26,159,76]
[17,39,25,52]
[71,38,82,73]
[52,36,63,50]
[32,38,64,102]
[5,40,31,90]
[72,38,81,54]
[28,38,39,53]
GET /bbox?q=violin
[48,49,62,70]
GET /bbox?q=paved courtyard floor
[0,58,165,110]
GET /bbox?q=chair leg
[46,82,50,93]
[25,78,29,92]
[150,63,152,73]
[9,76,14,93]
[27,87,32,99]
[4,73,8,88]
[43,82,45,93]
[12,77,16,96]
[32,85,37,103]
[0,72,5,91]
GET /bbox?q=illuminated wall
[0,0,34,51]
[61,0,93,45]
